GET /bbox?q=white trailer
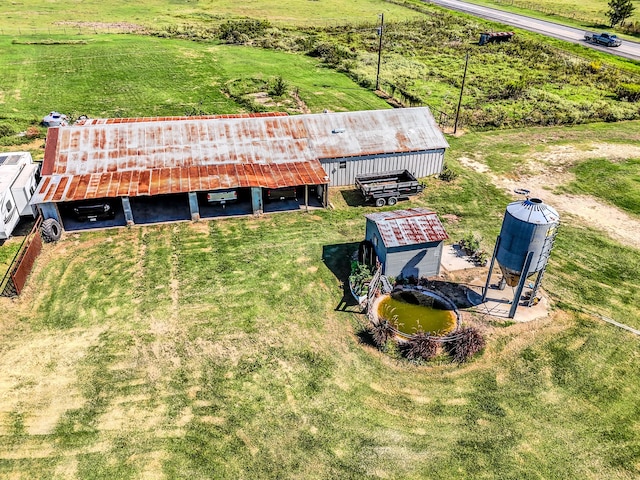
[0,152,39,240]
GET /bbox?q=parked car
[42,111,69,127]
[69,199,116,221]
[206,189,237,206]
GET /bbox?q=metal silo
[482,198,559,318]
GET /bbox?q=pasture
[1,0,639,477]
[1,121,640,478]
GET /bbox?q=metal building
[313,108,448,186]
[364,208,449,279]
[32,107,448,228]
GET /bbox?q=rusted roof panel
[306,107,448,159]
[32,161,329,203]
[365,208,449,248]
[74,112,289,126]
[34,108,444,203]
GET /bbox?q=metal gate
[1,216,43,297]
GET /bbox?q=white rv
[0,151,39,240]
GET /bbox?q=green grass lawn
[0,34,390,142]
[0,0,422,33]
[0,172,638,477]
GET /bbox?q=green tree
[607,0,636,27]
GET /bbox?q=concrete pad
[463,274,550,322]
[441,244,477,272]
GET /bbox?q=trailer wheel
[387,197,397,206]
[375,198,386,207]
[41,218,62,243]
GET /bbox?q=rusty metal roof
[75,112,288,126]
[366,208,449,248]
[305,107,448,158]
[34,107,447,203]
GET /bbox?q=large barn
[32,108,448,228]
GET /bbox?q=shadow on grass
[322,241,362,312]
[355,328,377,347]
[413,279,483,309]
[340,189,367,207]
[584,22,614,30]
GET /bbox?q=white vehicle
[207,188,238,205]
[0,152,39,240]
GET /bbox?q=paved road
[425,0,640,61]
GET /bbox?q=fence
[1,216,43,297]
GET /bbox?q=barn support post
[304,185,309,212]
[251,187,263,215]
[120,197,135,226]
[188,192,200,221]
[38,202,61,223]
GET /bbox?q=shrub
[269,76,288,97]
[439,165,458,182]
[459,232,480,255]
[219,19,271,43]
[443,326,485,363]
[616,83,640,102]
[369,320,395,349]
[399,333,439,361]
[26,126,41,138]
[0,123,16,138]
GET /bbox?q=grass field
[465,0,640,33]
[1,127,639,476]
[1,0,639,477]
[0,34,389,138]
[0,0,422,33]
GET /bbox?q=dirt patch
[0,327,105,436]
[460,143,640,249]
[53,21,147,34]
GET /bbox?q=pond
[376,288,459,337]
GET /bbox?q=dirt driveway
[460,142,640,250]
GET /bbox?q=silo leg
[481,236,501,302]
[509,251,534,319]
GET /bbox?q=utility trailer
[355,170,424,207]
[0,152,39,240]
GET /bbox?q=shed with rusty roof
[364,208,449,279]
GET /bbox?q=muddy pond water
[377,289,458,337]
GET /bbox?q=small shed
[365,208,449,279]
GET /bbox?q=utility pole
[375,13,384,91]
[454,52,469,135]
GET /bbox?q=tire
[375,198,386,207]
[387,197,397,206]
[41,218,62,243]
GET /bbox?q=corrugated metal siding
[384,242,443,279]
[320,150,445,186]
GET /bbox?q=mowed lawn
[0,34,390,126]
[1,119,640,477]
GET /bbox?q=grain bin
[496,198,559,287]
[482,197,559,318]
